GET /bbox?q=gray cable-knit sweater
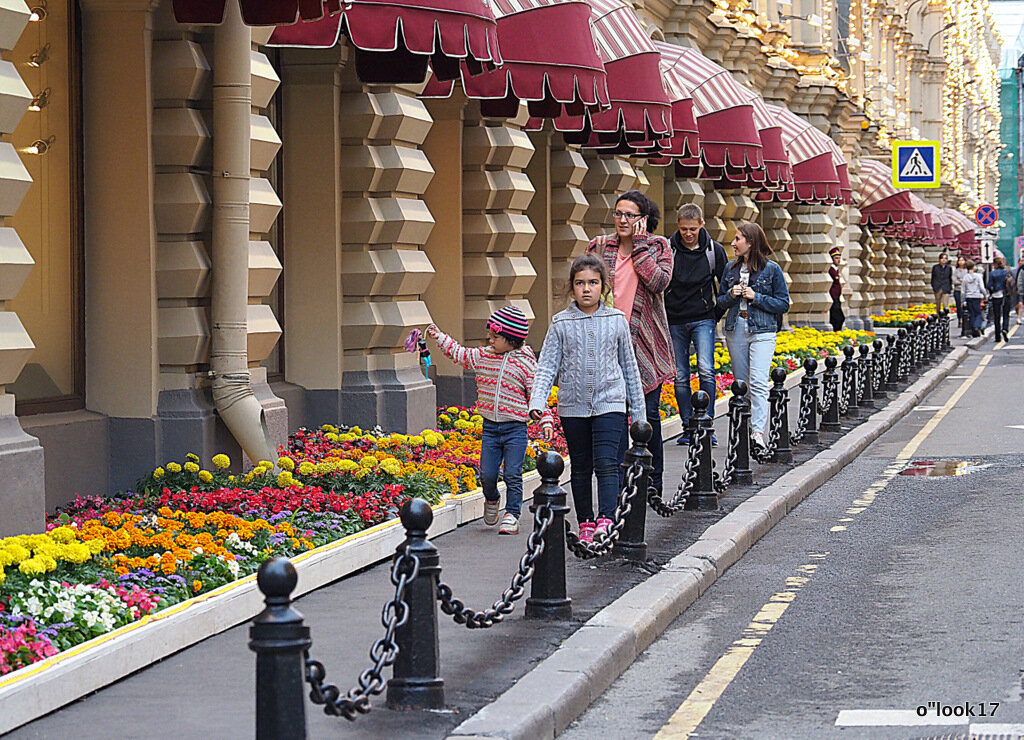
[529,303,646,420]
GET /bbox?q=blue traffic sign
[1016,236,1024,250]
[892,140,940,188]
[975,204,998,227]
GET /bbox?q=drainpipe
[210,0,274,465]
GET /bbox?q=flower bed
[871,303,948,327]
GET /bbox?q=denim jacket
[717,259,791,333]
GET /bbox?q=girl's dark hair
[616,190,660,233]
[957,255,966,267]
[735,222,772,272]
[566,254,610,300]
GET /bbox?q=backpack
[1007,270,1018,296]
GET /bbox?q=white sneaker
[751,431,766,449]
[498,513,519,535]
[483,500,500,526]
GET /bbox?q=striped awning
[173,0,330,24]
[945,208,977,237]
[822,136,853,205]
[265,0,500,84]
[858,159,917,227]
[419,0,609,119]
[765,106,841,204]
[527,0,672,144]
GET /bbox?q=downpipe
[210,0,274,465]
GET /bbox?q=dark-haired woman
[587,189,675,500]
[717,222,790,449]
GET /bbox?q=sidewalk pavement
[7,330,984,740]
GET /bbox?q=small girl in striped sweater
[529,255,645,543]
[426,306,536,535]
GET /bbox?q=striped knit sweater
[529,303,646,420]
[432,329,537,423]
[588,234,676,393]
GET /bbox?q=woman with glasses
[587,190,675,502]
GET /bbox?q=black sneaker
[675,431,692,446]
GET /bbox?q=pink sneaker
[594,517,613,539]
[578,520,596,543]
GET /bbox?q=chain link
[650,429,703,516]
[565,462,641,557]
[305,546,420,720]
[789,380,815,444]
[435,505,554,628]
[713,403,744,492]
[818,370,837,417]
[750,387,785,463]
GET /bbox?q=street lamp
[779,12,823,27]
[905,0,926,19]
[926,22,956,55]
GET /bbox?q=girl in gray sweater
[530,255,645,543]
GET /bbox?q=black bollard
[914,319,925,368]
[769,367,793,463]
[525,451,573,620]
[884,334,899,392]
[842,345,860,418]
[942,308,951,347]
[684,390,718,510]
[250,558,311,740]
[896,327,909,382]
[615,421,653,562]
[872,339,888,400]
[799,358,820,444]
[729,380,753,485]
[858,344,875,408]
[386,499,444,710]
[820,356,841,432]
[925,315,937,362]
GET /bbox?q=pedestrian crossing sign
[892,140,940,188]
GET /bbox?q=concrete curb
[449,343,973,740]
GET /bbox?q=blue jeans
[670,320,717,423]
[480,420,528,518]
[725,317,777,436]
[561,413,625,522]
[966,297,983,333]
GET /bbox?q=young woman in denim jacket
[716,222,791,448]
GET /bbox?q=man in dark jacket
[930,252,952,309]
[666,204,728,445]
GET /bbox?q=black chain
[750,389,785,463]
[789,382,815,444]
[837,364,850,415]
[650,429,703,515]
[818,371,837,416]
[714,403,743,492]
[565,462,641,557]
[305,546,420,719]
[436,505,554,628]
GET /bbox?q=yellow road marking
[653,350,996,738]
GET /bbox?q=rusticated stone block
[250,113,281,172]
[0,310,32,384]
[373,92,432,145]
[551,186,588,223]
[0,60,30,135]
[550,223,589,261]
[246,303,281,362]
[153,107,209,168]
[250,50,280,109]
[0,227,33,301]
[340,145,383,194]
[340,300,382,349]
[374,299,432,347]
[463,170,498,211]
[340,198,384,245]
[249,177,282,234]
[0,1,30,51]
[338,91,383,140]
[248,240,281,299]
[373,197,434,245]
[550,148,587,188]
[152,40,209,102]
[156,240,210,298]
[374,145,434,195]
[154,172,210,234]
[375,247,434,296]
[158,306,209,366]
[486,170,535,211]
[341,250,383,296]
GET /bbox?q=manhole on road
[899,460,991,477]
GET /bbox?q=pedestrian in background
[961,259,987,338]
[952,255,967,336]
[717,222,791,449]
[1004,262,1020,331]
[530,254,645,543]
[987,255,1009,342]
[427,306,536,535]
[931,252,952,310]
[1016,261,1024,325]
[664,204,727,446]
[827,246,845,332]
[587,190,675,501]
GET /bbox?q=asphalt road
[564,326,1024,740]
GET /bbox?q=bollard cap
[843,344,855,357]
[886,333,896,345]
[257,557,298,599]
[691,390,710,413]
[824,355,838,370]
[730,378,749,396]
[803,357,817,374]
[898,327,907,337]
[629,419,653,444]
[859,343,869,356]
[927,314,935,324]
[873,338,883,350]
[400,497,434,534]
[770,366,787,384]
[537,449,565,480]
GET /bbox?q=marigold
[192,580,203,593]
[276,456,295,472]
[166,462,182,474]
[212,454,231,469]
[198,470,213,483]
[153,467,165,479]
[183,462,200,474]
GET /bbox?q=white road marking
[835,709,963,726]
[1007,425,1024,431]
[912,405,945,412]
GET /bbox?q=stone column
[786,205,833,326]
[910,241,929,303]
[81,0,160,492]
[720,190,758,243]
[0,0,44,535]
[759,205,793,295]
[580,152,638,244]
[895,238,913,308]
[865,230,886,314]
[338,68,436,432]
[702,189,729,245]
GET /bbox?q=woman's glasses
[612,210,643,222]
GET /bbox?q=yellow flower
[18,556,51,576]
[446,406,459,414]
[359,455,378,468]
[183,462,200,474]
[276,456,295,472]
[354,468,369,479]
[186,452,200,463]
[258,460,274,469]
[469,414,483,424]
[153,467,165,479]
[350,426,362,435]
[337,459,359,472]
[212,454,231,470]
[326,433,339,442]
[439,414,451,424]
[166,462,182,473]
[49,526,76,544]
[458,411,470,420]
[198,470,213,484]
[410,435,425,446]
[298,461,315,476]
[192,580,204,593]
[277,471,295,488]
[380,459,402,476]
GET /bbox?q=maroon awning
[857,159,917,227]
[526,0,671,145]
[704,98,790,189]
[173,0,329,24]
[419,0,608,119]
[266,0,500,83]
[757,106,841,204]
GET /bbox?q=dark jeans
[829,296,845,332]
[966,297,983,335]
[953,290,963,331]
[561,413,625,522]
[617,388,665,494]
[992,296,1007,340]
[480,419,528,518]
[670,320,716,423]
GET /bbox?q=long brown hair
[735,222,773,272]
[565,253,610,301]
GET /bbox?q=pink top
[613,247,639,319]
